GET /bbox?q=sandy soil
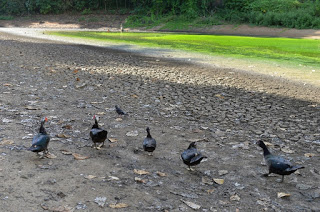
[0,15,319,212]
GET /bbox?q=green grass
[48,31,320,68]
[0,15,14,20]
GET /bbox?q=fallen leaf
[207,189,215,194]
[47,205,73,212]
[134,169,150,175]
[131,94,139,98]
[281,147,294,154]
[215,94,225,99]
[115,118,122,121]
[264,142,274,147]
[73,69,79,74]
[230,194,240,201]
[72,153,89,160]
[135,177,147,183]
[304,153,315,157]
[156,171,167,177]
[62,125,72,130]
[213,178,224,185]
[76,77,80,81]
[61,150,73,155]
[202,176,213,185]
[277,192,291,198]
[180,199,201,210]
[0,139,14,145]
[107,176,120,181]
[57,134,70,138]
[45,153,57,159]
[3,83,12,86]
[96,112,106,115]
[85,175,96,180]
[109,138,118,143]
[109,203,129,209]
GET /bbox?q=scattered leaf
[131,94,139,98]
[61,150,73,155]
[46,205,73,212]
[215,94,225,99]
[156,171,167,177]
[109,138,118,143]
[202,176,213,185]
[0,139,14,145]
[213,178,224,185]
[304,153,315,158]
[85,175,97,180]
[107,176,120,181]
[264,142,274,147]
[134,169,150,175]
[96,112,105,115]
[62,125,72,130]
[109,203,129,209]
[73,69,79,74]
[72,153,89,160]
[76,77,80,81]
[135,177,147,183]
[188,138,209,143]
[115,118,122,122]
[281,147,294,154]
[207,189,215,194]
[57,134,70,138]
[45,153,57,159]
[180,199,201,210]
[277,192,291,198]
[3,83,12,86]
[230,194,240,201]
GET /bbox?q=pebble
[296,184,312,190]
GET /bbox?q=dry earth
[0,15,320,212]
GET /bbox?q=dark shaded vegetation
[1,0,320,29]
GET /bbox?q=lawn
[48,31,320,85]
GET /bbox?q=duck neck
[92,119,99,129]
[39,122,47,134]
[261,144,271,156]
[147,129,152,138]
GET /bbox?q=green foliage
[218,0,320,29]
[0,0,320,29]
[0,15,14,20]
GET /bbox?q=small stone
[126,130,139,137]
[218,170,229,176]
[296,184,312,190]
[94,197,107,207]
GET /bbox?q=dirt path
[0,20,319,211]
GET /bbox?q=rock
[296,184,312,190]
[94,197,107,207]
[218,170,229,176]
[126,130,139,137]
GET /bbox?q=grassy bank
[48,31,320,67]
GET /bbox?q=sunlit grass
[47,31,320,86]
[48,31,320,67]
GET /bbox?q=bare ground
[0,15,320,212]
